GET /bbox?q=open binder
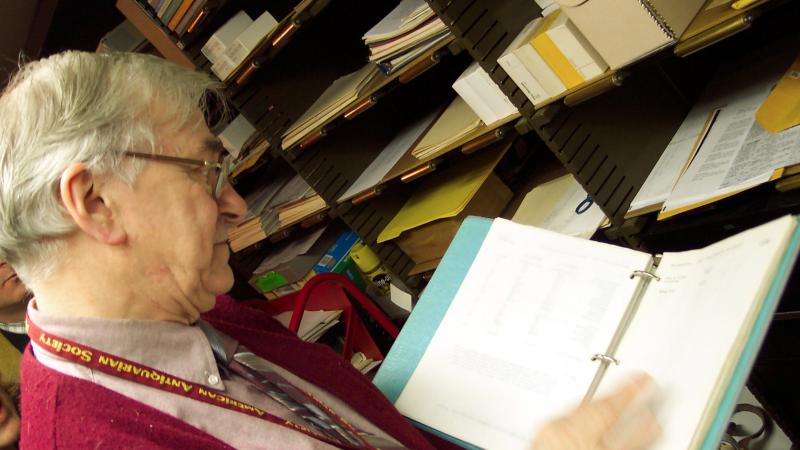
[374,215,800,450]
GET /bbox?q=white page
[662,92,800,215]
[363,0,432,43]
[338,109,440,202]
[627,104,713,214]
[513,175,606,239]
[395,219,651,450]
[631,52,793,217]
[598,215,795,450]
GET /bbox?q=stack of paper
[363,0,452,75]
[277,195,327,224]
[350,351,382,375]
[273,309,343,342]
[229,173,326,252]
[626,48,800,220]
[337,108,441,203]
[281,64,381,150]
[411,96,484,160]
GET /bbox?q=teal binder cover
[374,215,800,450]
[373,216,492,449]
[699,218,800,450]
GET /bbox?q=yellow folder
[756,53,800,133]
[377,145,507,243]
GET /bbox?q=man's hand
[532,374,660,450]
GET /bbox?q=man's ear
[59,163,127,245]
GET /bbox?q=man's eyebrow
[202,138,227,157]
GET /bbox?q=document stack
[627,48,800,220]
[363,0,452,76]
[410,96,483,160]
[498,10,607,107]
[229,173,326,252]
[281,63,381,150]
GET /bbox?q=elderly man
[0,51,656,449]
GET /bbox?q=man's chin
[204,269,235,297]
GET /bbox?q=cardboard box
[556,0,706,69]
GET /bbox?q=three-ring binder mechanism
[583,257,662,402]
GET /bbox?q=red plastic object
[245,273,399,361]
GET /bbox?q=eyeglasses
[124,151,232,199]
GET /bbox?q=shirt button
[207,374,220,385]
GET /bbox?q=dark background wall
[0,0,122,86]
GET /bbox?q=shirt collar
[0,320,26,334]
[27,301,234,390]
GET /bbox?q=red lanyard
[26,317,377,450]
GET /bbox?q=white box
[545,12,607,80]
[201,11,252,64]
[452,62,517,125]
[219,114,257,158]
[498,17,566,106]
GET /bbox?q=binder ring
[591,354,620,365]
[630,270,660,282]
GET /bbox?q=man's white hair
[0,51,223,285]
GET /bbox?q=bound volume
[374,215,800,450]
[556,0,707,69]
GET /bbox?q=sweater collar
[27,301,232,390]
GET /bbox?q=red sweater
[20,297,456,449]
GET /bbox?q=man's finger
[569,373,657,437]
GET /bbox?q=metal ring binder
[630,270,661,282]
[591,354,620,365]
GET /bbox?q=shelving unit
[117,0,800,439]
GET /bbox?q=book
[166,0,194,30]
[175,0,206,36]
[374,215,800,450]
[97,20,148,53]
